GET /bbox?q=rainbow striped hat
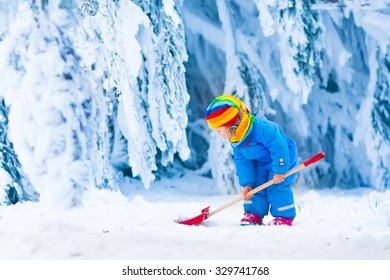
[205,95,250,129]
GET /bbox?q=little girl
[205,95,298,226]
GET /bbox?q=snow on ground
[0,170,389,260]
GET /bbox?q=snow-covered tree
[76,0,134,181]
[0,0,102,208]
[77,0,191,188]
[128,0,191,186]
[0,98,36,205]
[354,33,390,189]
[299,2,389,190]
[256,0,323,103]
[0,1,37,205]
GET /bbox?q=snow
[1,170,389,260]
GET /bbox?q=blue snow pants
[243,153,298,219]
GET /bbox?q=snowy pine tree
[371,51,390,188]
[355,45,390,190]
[0,0,102,208]
[369,49,390,189]
[127,0,190,185]
[303,3,390,190]
[77,0,191,188]
[0,98,36,205]
[256,0,323,103]
[0,1,37,205]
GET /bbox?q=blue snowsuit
[232,117,298,219]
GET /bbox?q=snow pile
[0,171,389,259]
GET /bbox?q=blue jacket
[232,117,297,187]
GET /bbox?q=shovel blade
[177,206,210,226]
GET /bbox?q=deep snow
[1,170,389,260]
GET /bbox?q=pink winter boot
[240,213,263,226]
[269,217,294,226]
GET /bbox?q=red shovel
[177,152,325,226]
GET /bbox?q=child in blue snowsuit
[205,95,297,226]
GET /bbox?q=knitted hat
[205,95,250,129]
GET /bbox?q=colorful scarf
[230,112,254,146]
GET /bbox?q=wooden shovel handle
[249,151,325,196]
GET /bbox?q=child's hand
[242,186,253,199]
[273,174,285,184]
